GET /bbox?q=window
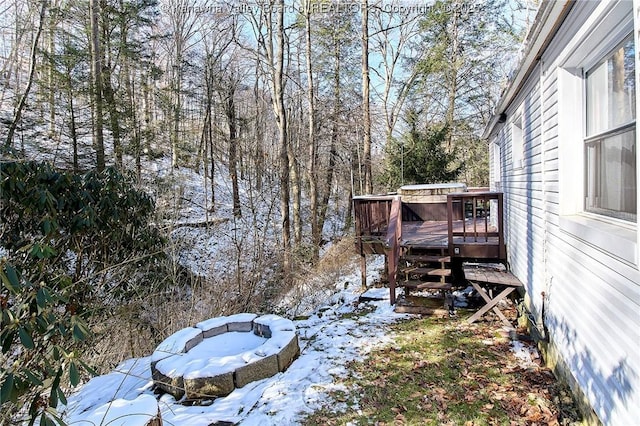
[511,111,524,169]
[584,35,636,221]
[491,142,501,190]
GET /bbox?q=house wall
[489,2,640,425]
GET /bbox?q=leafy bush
[0,160,165,424]
[0,262,90,426]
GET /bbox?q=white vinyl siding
[501,65,548,322]
[488,1,640,424]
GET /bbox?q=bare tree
[59,31,81,172]
[219,68,243,217]
[200,49,217,209]
[273,0,291,274]
[245,0,292,274]
[370,2,424,144]
[303,3,360,247]
[89,0,105,170]
[101,5,122,168]
[191,14,237,213]
[159,0,208,168]
[360,0,372,194]
[5,0,48,148]
[301,0,320,259]
[0,0,28,111]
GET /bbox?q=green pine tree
[381,114,463,190]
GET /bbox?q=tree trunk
[102,67,122,167]
[318,120,337,239]
[445,5,460,151]
[226,90,241,217]
[63,48,79,172]
[47,9,56,139]
[172,49,182,169]
[343,187,353,233]
[67,82,79,172]
[289,124,301,246]
[253,59,264,192]
[303,3,320,260]
[303,2,322,261]
[5,0,48,148]
[361,0,372,194]
[143,72,153,152]
[201,57,215,210]
[90,0,105,171]
[124,59,140,180]
[317,34,340,244]
[273,1,291,275]
[209,117,215,209]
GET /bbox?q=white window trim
[511,109,524,170]
[556,0,638,266]
[491,141,502,191]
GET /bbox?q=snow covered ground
[61,256,408,426]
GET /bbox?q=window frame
[510,110,524,170]
[582,34,637,222]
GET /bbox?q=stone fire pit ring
[150,313,300,402]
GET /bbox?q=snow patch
[61,259,409,425]
[511,339,539,368]
[64,394,159,426]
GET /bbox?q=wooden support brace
[466,282,515,327]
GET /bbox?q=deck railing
[353,195,395,254]
[353,195,395,288]
[446,192,505,260]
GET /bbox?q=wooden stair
[402,280,452,290]
[395,246,456,315]
[402,254,451,263]
[397,247,457,297]
[403,267,452,276]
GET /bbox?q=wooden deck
[354,189,507,305]
[355,217,501,257]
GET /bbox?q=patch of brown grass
[303,312,583,426]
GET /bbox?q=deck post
[352,194,398,294]
[446,195,454,257]
[385,195,402,305]
[497,193,505,260]
[360,252,367,289]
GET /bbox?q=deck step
[401,267,452,277]
[394,294,452,316]
[401,280,453,290]
[402,254,451,263]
